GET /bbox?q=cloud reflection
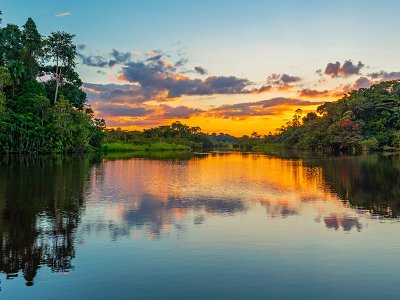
[81,152,392,240]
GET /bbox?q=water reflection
[0,152,400,290]
[323,214,362,232]
[0,155,97,286]
[303,153,400,217]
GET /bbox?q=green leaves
[44,31,76,69]
[44,31,77,102]
[0,15,105,153]
[0,67,11,90]
[0,24,23,64]
[276,80,400,151]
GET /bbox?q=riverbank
[102,142,191,152]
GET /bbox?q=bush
[360,137,379,151]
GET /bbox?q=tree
[44,31,76,103]
[7,60,27,96]
[272,80,400,151]
[0,15,105,153]
[43,68,87,109]
[0,67,11,90]
[21,18,42,79]
[0,24,23,65]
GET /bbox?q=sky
[3,0,400,135]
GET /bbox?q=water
[0,152,400,299]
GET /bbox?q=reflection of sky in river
[81,153,373,241]
[2,153,400,299]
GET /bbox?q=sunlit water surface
[1,152,400,299]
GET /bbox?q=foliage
[104,121,223,151]
[0,15,105,153]
[268,81,400,151]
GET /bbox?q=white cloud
[55,12,71,17]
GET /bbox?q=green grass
[252,143,283,151]
[102,142,191,152]
[103,150,194,160]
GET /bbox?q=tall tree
[44,31,76,102]
[21,18,42,79]
[8,60,26,96]
[0,24,23,65]
[0,67,11,90]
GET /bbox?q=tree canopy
[0,15,105,153]
[268,80,400,151]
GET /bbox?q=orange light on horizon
[102,103,322,136]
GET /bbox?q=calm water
[1,152,400,299]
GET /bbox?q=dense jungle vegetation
[268,80,400,151]
[1,12,399,153]
[0,13,105,153]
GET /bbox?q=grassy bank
[102,142,191,152]
[103,151,194,160]
[251,143,284,151]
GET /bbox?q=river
[0,152,399,299]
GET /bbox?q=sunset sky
[3,0,400,135]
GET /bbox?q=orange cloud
[81,86,102,94]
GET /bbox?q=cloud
[368,71,400,81]
[77,49,132,68]
[298,89,330,98]
[332,76,374,97]
[85,78,322,126]
[194,66,208,75]
[119,60,252,98]
[207,97,323,119]
[93,102,202,127]
[97,105,155,117]
[77,53,109,67]
[280,74,302,83]
[83,83,161,104]
[80,48,252,102]
[77,44,86,50]
[160,105,203,119]
[146,54,163,62]
[254,85,273,94]
[323,60,365,78]
[254,73,301,94]
[353,77,373,89]
[175,57,189,67]
[110,49,132,66]
[55,12,71,17]
[267,73,301,85]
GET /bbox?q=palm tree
[8,60,26,96]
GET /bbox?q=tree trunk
[54,57,59,103]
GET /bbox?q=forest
[0,13,105,153]
[269,80,400,151]
[1,13,400,154]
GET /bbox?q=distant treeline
[103,121,238,151]
[268,80,400,151]
[0,13,105,153]
[106,81,400,152]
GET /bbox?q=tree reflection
[303,153,400,217]
[0,155,97,286]
[1,151,398,287]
